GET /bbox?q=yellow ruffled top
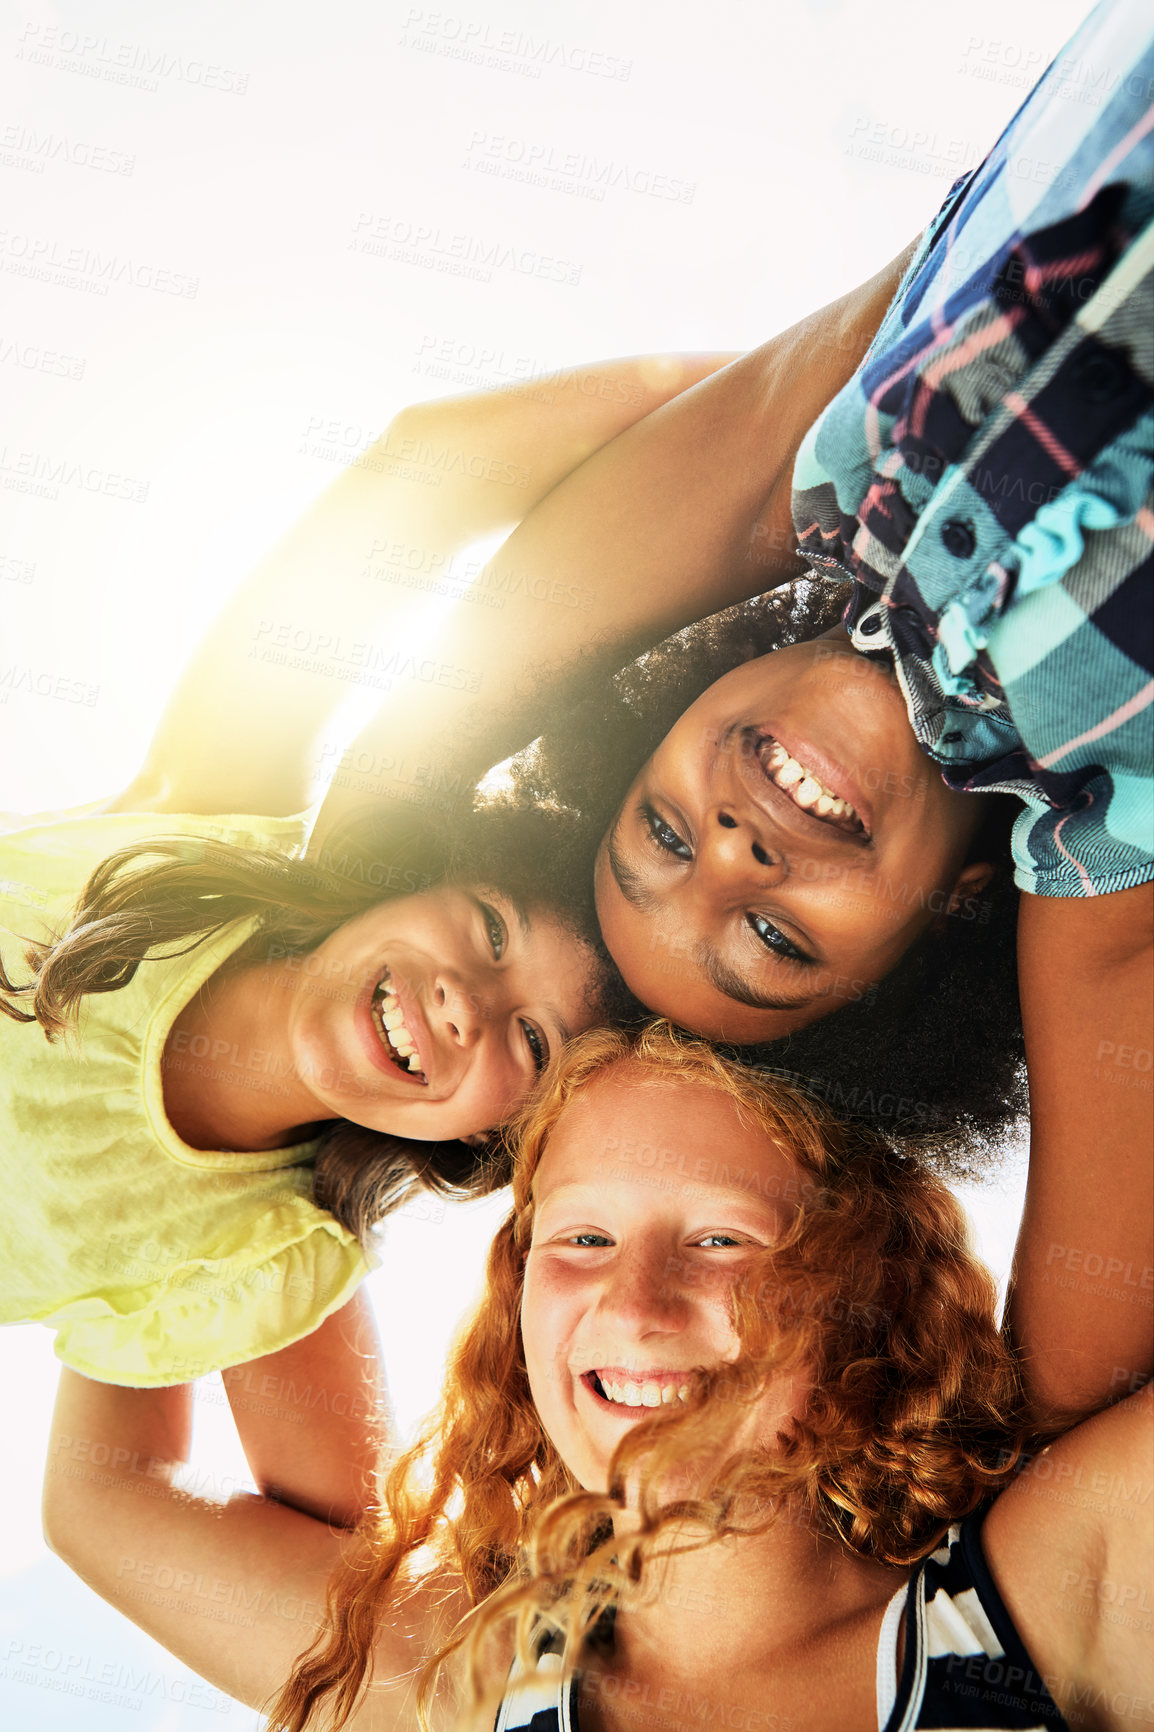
[0,809,369,1386]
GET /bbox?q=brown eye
[521,1020,549,1074]
[641,804,691,860]
[747,913,812,964]
[478,900,507,959]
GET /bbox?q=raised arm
[223,1290,384,1531]
[42,1368,465,1728]
[982,1383,1154,1726]
[1006,883,1154,1420]
[116,353,739,820]
[42,1372,338,1713]
[119,235,915,827]
[316,238,918,840]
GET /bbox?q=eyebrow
[605,815,663,914]
[603,811,817,1017]
[697,943,816,1014]
[535,1180,787,1231]
[505,894,533,942]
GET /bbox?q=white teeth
[371,976,425,1078]
[763,741,860,826]
[598,1376,692,1408]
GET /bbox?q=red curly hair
[266,1022,1027,1731]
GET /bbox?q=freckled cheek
[702,1294,743,1361]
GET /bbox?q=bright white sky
[0,0,1086,1724]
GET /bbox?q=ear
[934,859,997,931]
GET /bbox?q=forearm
[223,1292,385,1530]
[376,352,742,550]
[318,241,916,832]
[1007,884,1154,1421]
[126,354,737,818]
[43,1371,340,1710]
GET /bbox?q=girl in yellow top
[1,348,760,1527]
[2,242,996,1527]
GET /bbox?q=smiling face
[594,637,994,1043]
[521,1063,811,1494]
[282,885,603,1142]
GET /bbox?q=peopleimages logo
[0,124,135,176]
[0,230,198,298]
[0,445,149,503]
[349,212,582,286]
[15,23,249,94]
[399,10,632,81]
[463,131,695,204]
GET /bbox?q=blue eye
[696,1233,743,1248]
[571,1232,612,1247]
[641,804,691,860]
[521,1019,549,1074]
[747,913,811,964]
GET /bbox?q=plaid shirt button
[893,605,932,650]
[940,519,977,559]
[1071,348,1127,404]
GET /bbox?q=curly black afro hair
[505,576,1027,1178]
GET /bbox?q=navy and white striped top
[493,1515,1070,1731]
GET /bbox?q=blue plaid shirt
[792,0,1154,896]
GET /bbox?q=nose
[431,970,487,1047]
[597,1238,690,1338]
[697,807,786,888]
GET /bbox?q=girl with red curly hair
[44,1018,1152,1730]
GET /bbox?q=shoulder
[982,1389,1154,1724]
[341,1563,486,1732]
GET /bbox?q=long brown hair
[267,1022,1028,1732]
[0,803,638,1236]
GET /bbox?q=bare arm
[42,1372,338,1713]
[42,1369,464,1728]
[223,1291,384,1531]
[983,1385,1154,1727]
[316,240,917,841]
[116,353,740,820]
[119,235,914,826]
[1007,883,1154,1420]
